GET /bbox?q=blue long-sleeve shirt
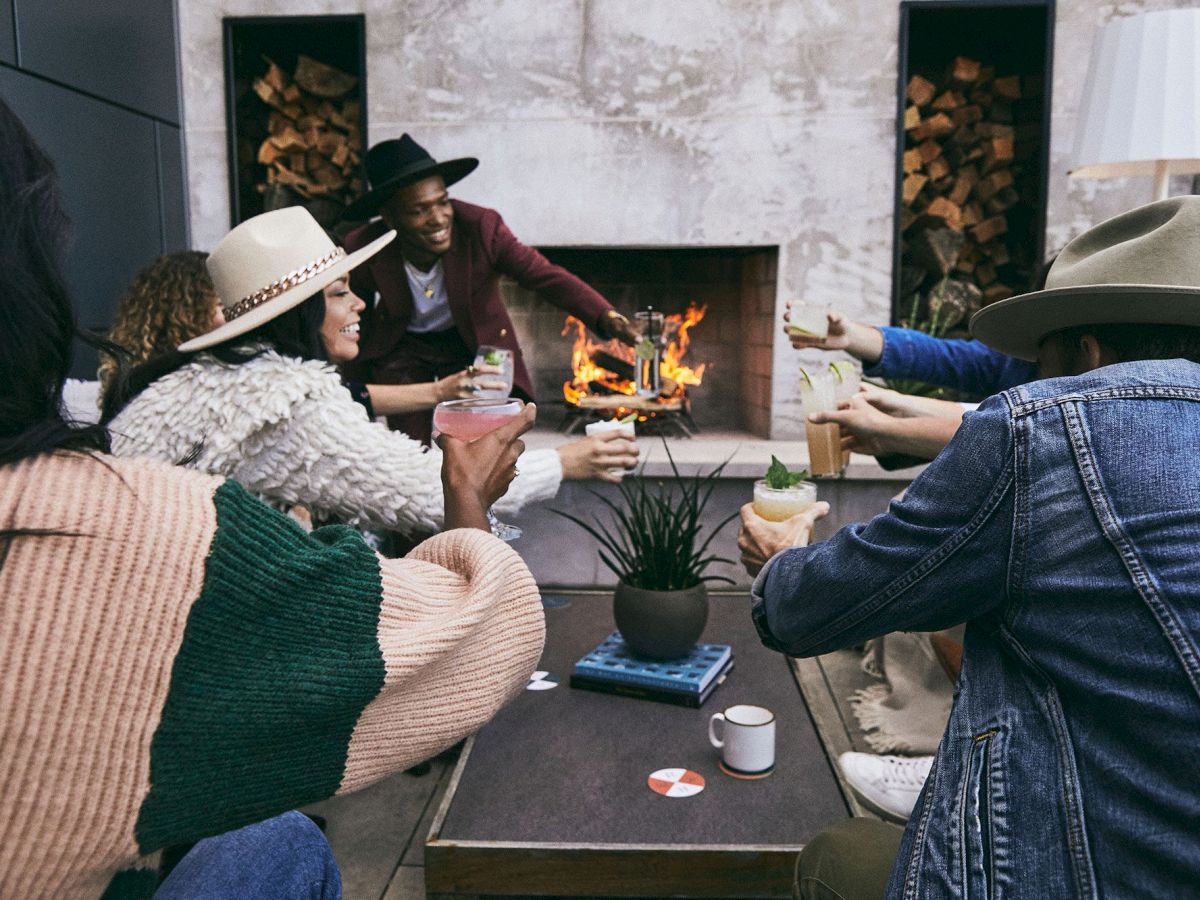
[863,326,1037,396]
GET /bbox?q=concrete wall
[1,0,189,377]
[179,0,1198,435]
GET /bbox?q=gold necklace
[405,260,438,299]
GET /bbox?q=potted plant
[555,441,738,660]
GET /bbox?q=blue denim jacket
[865,326,1038,396]
[752,359,1200,898]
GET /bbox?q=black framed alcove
[892,0,1055,331]
[223,15,367,229]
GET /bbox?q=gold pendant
[424,288,434,298]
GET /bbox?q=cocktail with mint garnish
[753,456,817,521]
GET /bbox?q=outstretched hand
[737,501,830,576]
[437,403,537,531]
[783,305,850,350]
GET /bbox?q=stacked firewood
[250,55,363,206]
[900,56,1041,331]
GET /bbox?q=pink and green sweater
[0,452,545,898]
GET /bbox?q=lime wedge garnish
[798,366,813,389]
[830,363,844,382]
[786,325,818,336]
[618,413,638,424]
[484,350,503,366]
[635,339,656,361]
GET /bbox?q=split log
[925,156,951,182]
[948,166,978,206]
[294,54,358,98]
[903,148,923,174]
[925,196,961,229]
[983,284,1016,303]
[910,227,964,276]
[902,173,928,205]
[949,56,982,85]
[904,105,921,131]
[993,75,1021,99]
[971,215,1008,244]
[932,90,966,111]
[907,75,937,107]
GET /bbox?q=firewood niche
[892,1,1053,344]
[224,16,367,229]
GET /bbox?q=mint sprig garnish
[765,455,809,490]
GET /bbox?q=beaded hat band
[224,247,347,322]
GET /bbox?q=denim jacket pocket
[961,727,1005,898]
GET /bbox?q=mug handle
[708,712,725,749]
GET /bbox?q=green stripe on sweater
[134,480,385,851]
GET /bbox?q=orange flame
[562,303,708,406]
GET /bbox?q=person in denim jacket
[741,197,1200,899]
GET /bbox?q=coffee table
[425,592,851,898]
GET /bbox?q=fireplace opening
[501,246,778,437]
[893,1,1054,339]
[223,15,367,229]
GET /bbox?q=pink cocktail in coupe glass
[432,398,525,540]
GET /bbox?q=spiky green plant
[554,440,738,591]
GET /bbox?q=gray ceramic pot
[613,581,709,660]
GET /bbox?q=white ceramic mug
[708,704,776,777]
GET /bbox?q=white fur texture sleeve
[109,351,564,534]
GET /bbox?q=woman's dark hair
[0,98,112,467]
[101,289,329,422]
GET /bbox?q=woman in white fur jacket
[105,208,637,536]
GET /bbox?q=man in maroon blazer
[341,134,639,442]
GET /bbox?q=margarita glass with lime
[432,398,525,540]
[785,302,831,340]
[798,366,843,477]
[472,345,514,398]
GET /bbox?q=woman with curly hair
[98,251,221,394]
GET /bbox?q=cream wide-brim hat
[970,196,1200,361]
[179,206,395,352]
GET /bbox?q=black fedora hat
[343,134,478,221]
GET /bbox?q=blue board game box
[570,632,733,708]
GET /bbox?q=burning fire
[562,302,708,409]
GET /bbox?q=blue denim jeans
[154,811,341,899]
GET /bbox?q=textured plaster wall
[179,0,1199,437]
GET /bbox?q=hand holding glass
[472,346,515,398]
[432,398,526,540]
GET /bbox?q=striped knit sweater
[0,452,545,898]
[108,349,563,534]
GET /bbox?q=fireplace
[501,247,778,437]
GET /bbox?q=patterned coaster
[647,768,706,797]
[526,671,559,691]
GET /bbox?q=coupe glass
[432,398,525,540]
[472,345,515,398]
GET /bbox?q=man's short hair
[1055,323,1200,365]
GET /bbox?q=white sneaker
[837,752,934,822]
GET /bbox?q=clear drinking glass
[431,398,525,540]
[584,418,637,478]
[633,310,664,397]
[785,302,831,340]
[752,480,818,522]
[798,366,844,477]
[830,361,861,468]
[472,345,515,398]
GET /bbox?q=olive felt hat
[342,134,478,221]
[971,196,1200,361]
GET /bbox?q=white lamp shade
[1070,8,1200,181]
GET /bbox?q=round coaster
[718,760,774,780]
[647,768,706,797]
[526,671,559,691]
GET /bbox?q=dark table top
[437,592,849,847]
